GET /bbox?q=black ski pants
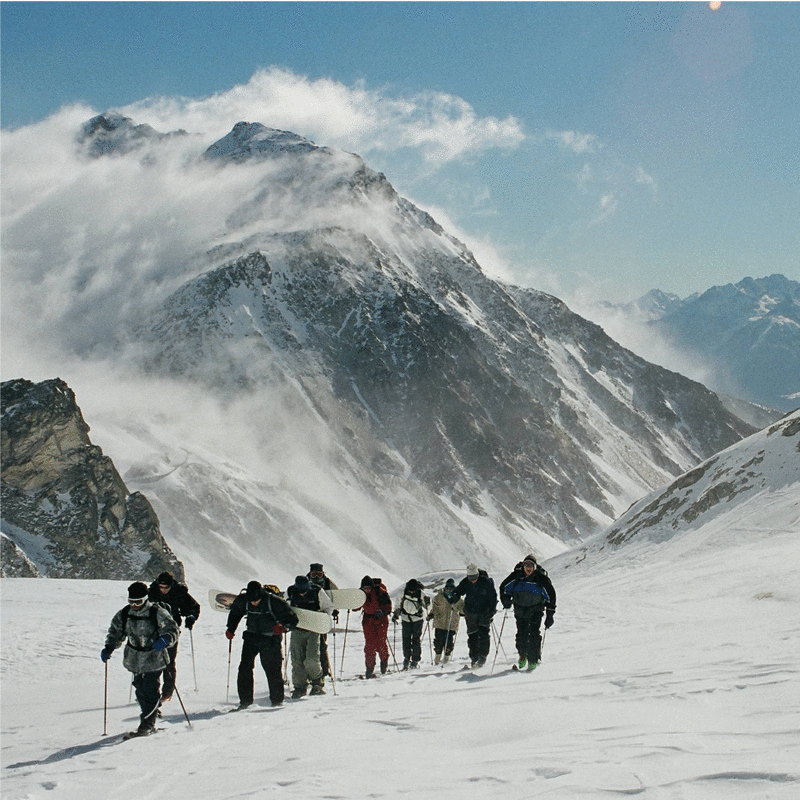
[514,607,545,663]
[132,670,162,726]
[464,612,493,664]
[433,627,457,656]
[237,633,284,705]
[401,620,423,664]
[161,642,178,698]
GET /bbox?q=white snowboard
[207,589,332,634]
[326,588,367,609]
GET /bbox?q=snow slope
[3,474,798,799]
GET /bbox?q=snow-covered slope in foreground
[3,469,799,800]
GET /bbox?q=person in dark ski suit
[226,581,299,709]
[358,575,392,678]
[453,564,497,667]
[287,575,333,698]
[499,554,556,670]
[428,578,464,664]
[102,581,179,736]
[392,579,430,669]
[147,571,201,701]
[307,562,338,677]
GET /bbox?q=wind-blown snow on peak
[204,121,332,161]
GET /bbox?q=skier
[307,562,339,677]
[286,575,333,698]
[499,554,556,670]
[358,575,392,678]
[147,571,201,701]
[453,564,497,667]
[392,578,430,669]
[225,581,298,709]
[428,578,464,664]
[101,581,179,736]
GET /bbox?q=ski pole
[385,632,400,671]
[329,631,338,696]
[173,684,192,728]
[103,661,109,736]
[491,616,509,661]
[189,628,199,692]
[339,610,350,679]
[490,610,508,674]
[442,608,455,668]
[226,638,233,703]
[424,619,433,663]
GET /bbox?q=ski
[122,727,163,740]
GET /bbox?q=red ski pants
[362,617,390,668]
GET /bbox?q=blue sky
[2,1,798,303]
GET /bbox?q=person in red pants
[359,575,392,677]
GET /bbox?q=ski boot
[380,660,389,674]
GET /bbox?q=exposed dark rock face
[1,378,184,580]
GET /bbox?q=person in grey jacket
[101,581,179,736]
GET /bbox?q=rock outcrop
[1,378,184,580]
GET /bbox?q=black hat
[128,581,148,602]
[309,563,324,573]
[294,575,311,592]
[445,578,455,588]
[361,575,373,588]
[246,581,264,601]
[156,571,174,586]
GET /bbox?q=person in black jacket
[147,571,201,701]
[226,581,298,709]
[453,564,497,667]
[499,554,556,670]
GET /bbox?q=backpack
[120,602,165,635]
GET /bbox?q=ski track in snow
[3,510,800,798]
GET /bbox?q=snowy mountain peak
[204,121,335,162]
[79,113,187,157]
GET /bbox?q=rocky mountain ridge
[1,378,184,579]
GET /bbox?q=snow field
[3,495,799,799]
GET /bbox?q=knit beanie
[128,581,148,602]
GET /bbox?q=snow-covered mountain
[2,117,756,587]
[596,276,800,413]
[557,408,800,567]
[113,120,753,579]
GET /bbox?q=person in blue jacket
[500,554,556,671]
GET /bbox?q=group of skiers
[101,556,556,736]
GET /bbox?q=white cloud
[547,129,603,155]
[120,67,525,165]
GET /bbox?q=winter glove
[427,613,434,621]
[225,629,235,640]
[152,636,169,652]
[100,647,112,662]
[544,609,555,629]
[272,624,288,636]
[331,609,339,622]
[184,616,196,630]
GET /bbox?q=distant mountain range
[597,275,800,414]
